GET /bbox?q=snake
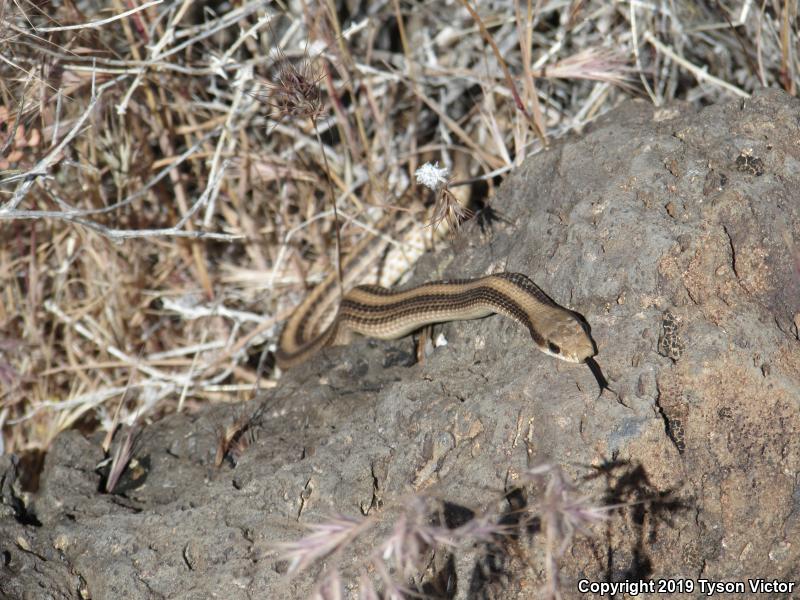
[275,212,606,388]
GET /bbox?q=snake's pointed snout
[545,312,597,363]
[559,330,597,364]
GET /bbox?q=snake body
[276,216,598,369]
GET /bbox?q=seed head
[261,51,325,122]
[414,162,449,191]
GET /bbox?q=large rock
[2,88,798,599]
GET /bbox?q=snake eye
[548,342,561,355]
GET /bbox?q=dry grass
[275,464,614,599]
[0,1,797,461]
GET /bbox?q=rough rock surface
[2,89,799,599]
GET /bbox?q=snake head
[538,311,597,363]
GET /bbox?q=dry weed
[0,0,796,467]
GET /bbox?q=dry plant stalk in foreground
[274,464,628,599]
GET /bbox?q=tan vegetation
[0,0,796,457]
